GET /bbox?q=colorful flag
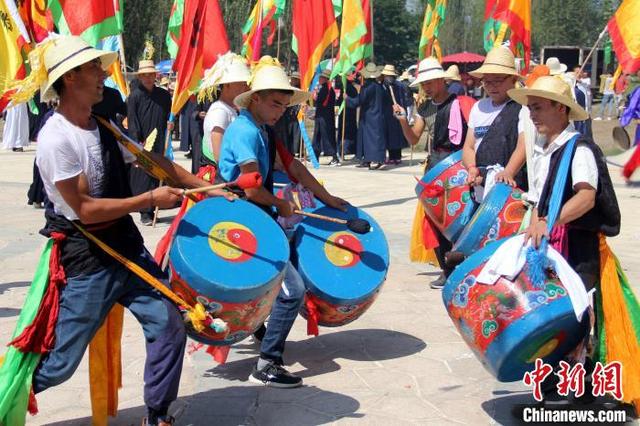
[171,0,229,116]
[17,0,53,42]
[607,0,640,74]
[241,0,286,62]
[484,0,531,72]
[418,0,447,61]
[330,0,367,80]
[333,0,342,17]
[97,36,128,98]
[1,0,31,112]
[292,0,338,91]
[48,0,123,47]
[359,0,373,63]
[165,0,185,59]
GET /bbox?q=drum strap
[527,134,579,286]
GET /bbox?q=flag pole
[576,25,608,86]
[276,17,282,61]
[152,113,175,228]
[370,0,375,62]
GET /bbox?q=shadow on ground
[44,385,361,426]
[206,328,426,382]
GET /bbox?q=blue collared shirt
[218,109,270,183]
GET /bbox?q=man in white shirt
[508,76,621,405]
[10,36,231,426]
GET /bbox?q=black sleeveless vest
[537,135,620,237]
[475,100,527,190]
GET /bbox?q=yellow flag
[1,0,31,110]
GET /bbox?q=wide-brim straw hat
[136,59,157,75]
[381,64,398,77]
[410,57,448,87]
[198,52,250,96]
[234,56,310,109]
[508,75,589,121]
[362,62,381,79]
[40,36,118,102]
[545,57,568,76]
[469,46,519,78]
[445,65,461,81]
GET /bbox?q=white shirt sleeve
[204,107,231,134]
[36,131,82,183]
[571,144,598,190]
[517,106,531,135]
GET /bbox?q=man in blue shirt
[219,56,350,388]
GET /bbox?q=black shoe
[184,150,192,159]
[430,273,447,289]
[249,362,303,388]
[327,158,341,166]
[253,323,266,342]
[12,147,24,152]
[355,162,370,168]
[369,162,384,170]
[140,213,154,226]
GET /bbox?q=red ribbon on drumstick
[183,171,263,195]
[414,177,445,198]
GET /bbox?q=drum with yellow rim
[169,197,289,345]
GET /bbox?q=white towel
[476,234,591,321]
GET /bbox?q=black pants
[388,149,402,161]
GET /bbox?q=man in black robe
[274,72,303,156]
[347,63,387,169]
[312,70,339,165]
[382,65,410,164]
[127,60,172,225]
[336,75,358,157]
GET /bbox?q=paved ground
[0,120,638,425]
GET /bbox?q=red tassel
[421,217,440,249]
[305,298,319,336]
[623,144,640,179]
[9,233,66,353]
[206,345,230,364]
[27,388,38,415]
[414,177,445,198]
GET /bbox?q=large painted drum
[169,197,289,346]
[452,183,527,256]
[442,239,589,382]
[414,150,476,241]
[294,205,389,327]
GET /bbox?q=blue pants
[259,261,306,365]
[599,93,617,118]
[32,249,186,412]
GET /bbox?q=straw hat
[234,56,310,109]
[545,57,567,76]
[362,62,381,79]
[381,64,398,77]
[197,52,250,101]
[445,65,461,81]
[398,71,411,82]
[410,57,448,87]
[14,36,118,103]
[469,46,519,78]
[507,76,589,121]
[136,59,157,75]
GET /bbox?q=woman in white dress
[2,102,29,152]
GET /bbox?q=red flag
[171,0,229,115]
[48,0,123,46]
[359,0,373,62]
[17,0,53,43]
[292,0,339,91]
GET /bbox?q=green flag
[166,0,185,59]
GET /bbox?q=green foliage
[372,0,422,68]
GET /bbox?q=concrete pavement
[0,125,638,425]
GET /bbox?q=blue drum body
[294,205,389,327]
[453,183,527,256]
[442,239,589,382]
[169,198,289,345]
[414,150,476,242]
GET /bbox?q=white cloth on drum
[476,234,591,321]
[475,164,504,203]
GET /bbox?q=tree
[373,0,422,68]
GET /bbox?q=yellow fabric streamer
[409,201,438,265]
[89,304,124,426]
[599,235,640,413]
[8,39,55,105]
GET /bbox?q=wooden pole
[340,99,347,161]
[576,26,608,87]
[276,17,282,61]
[152,117,174,228]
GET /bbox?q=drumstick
[294,210,371,234]
[183,172,262,195]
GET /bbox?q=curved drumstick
[183,172,263,195]
[294,210,371,234]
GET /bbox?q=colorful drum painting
[414,150,476,242]
[452,183,527,256]
[294,205,390,327]
[442,239,589,382]
[169,198,289,346]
